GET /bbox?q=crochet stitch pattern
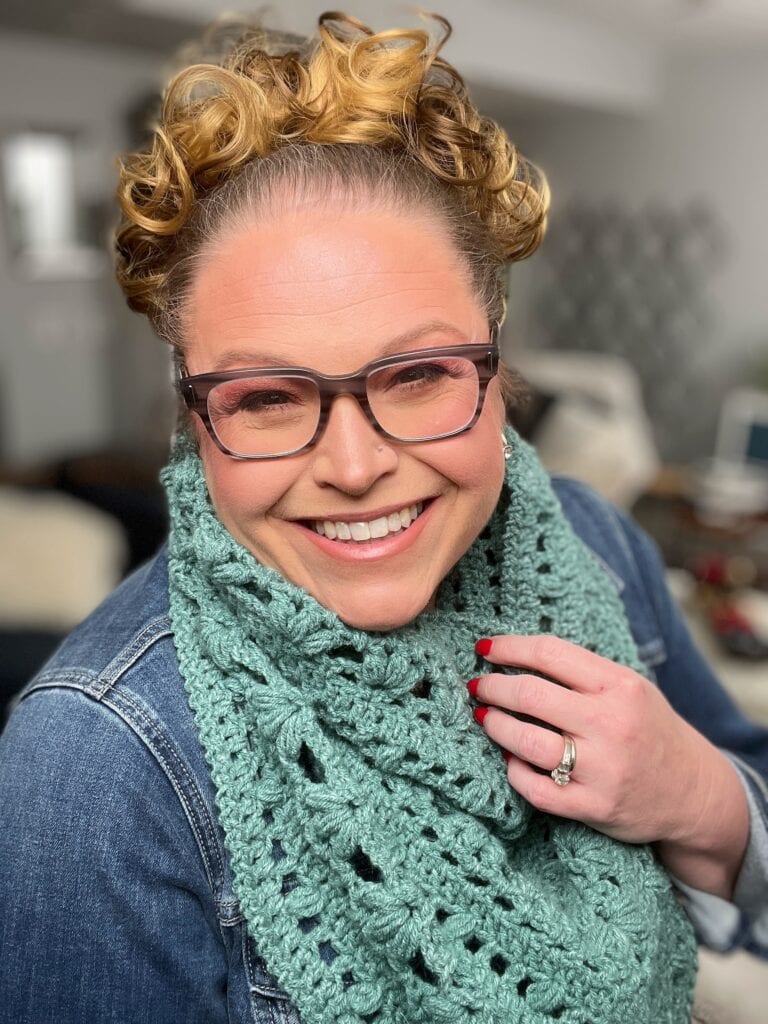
[164,429,697,1024]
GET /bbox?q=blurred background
[0,0,766,1011]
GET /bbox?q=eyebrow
[208,319,473,372]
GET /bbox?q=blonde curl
[114,11,549,341]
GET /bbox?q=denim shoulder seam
[96,684,227,903]
[93,614,174,698]
[16,672,228,915]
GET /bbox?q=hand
[471,634,749,897]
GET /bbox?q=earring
[502,430,513,461]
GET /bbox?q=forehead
[182,204,485,375]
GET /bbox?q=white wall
[0,30,167,466]
[501,46,768,386]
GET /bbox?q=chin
[322,585,436,632]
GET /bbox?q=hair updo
[114,12,549,353]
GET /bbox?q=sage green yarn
[163,429,698,1024]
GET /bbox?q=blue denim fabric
[1,478,767,1024]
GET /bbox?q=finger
[477,706,568,773]
[470,672,580,732]
[505,753,587,820]
[476,634,629,695]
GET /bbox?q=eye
[238,389,297,411]
[391,363,447,385]
[209,379,311,419]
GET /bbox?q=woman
[1,13,766,1024]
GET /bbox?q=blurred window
[1,130,104,278]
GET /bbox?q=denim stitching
[29,669,98,689]
[21,672,228,915]
[98,685,226,900]
[94,615,173,698]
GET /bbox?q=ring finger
[477,706,576,774]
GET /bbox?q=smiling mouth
[307,500,427,543]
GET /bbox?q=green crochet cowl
[163,430,697,1024]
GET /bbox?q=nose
[310,395,398,495]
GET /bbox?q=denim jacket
[1,478,767,1024]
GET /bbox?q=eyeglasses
[177,330,500,459]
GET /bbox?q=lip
[290,497,438,562]
[295,497,433,526]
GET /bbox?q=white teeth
[311,501,427,542]
[369,517,389,539]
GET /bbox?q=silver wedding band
[551,732,577,787]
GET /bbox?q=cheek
[196,430,292,535]
[445,381,506,490]
[424,390,506,518]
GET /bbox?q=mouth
[305,500,428,543]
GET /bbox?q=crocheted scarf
[163,430,697,1024]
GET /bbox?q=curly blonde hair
[114,12,549,353]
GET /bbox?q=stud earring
[502,431,514,461]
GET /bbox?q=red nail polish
[466,677,480,697]
[473,706,488,726]
[475,638,492,657]
[503,750,512,764]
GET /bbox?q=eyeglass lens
[206,355,481,457]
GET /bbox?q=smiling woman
[177,203,505,630]
[1,10,768,1024]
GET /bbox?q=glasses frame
[177,327,500,460]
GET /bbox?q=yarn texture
[164,430,697,1024]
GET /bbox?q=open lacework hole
[539,615,553,632]
[349,846,383,883]
[329,644,365,663]
[410,676,432,699]
[298,742,326,783]
[409,949,438,985]
[489,953,508,976]
[271,838,286,862]
[317,940,338,964]
[298,914,320,933]
[280,872,298,895]
[464,935,483,954]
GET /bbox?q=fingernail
[475,638,492,657]
[473,706,488,726]
[466,677,480,697]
